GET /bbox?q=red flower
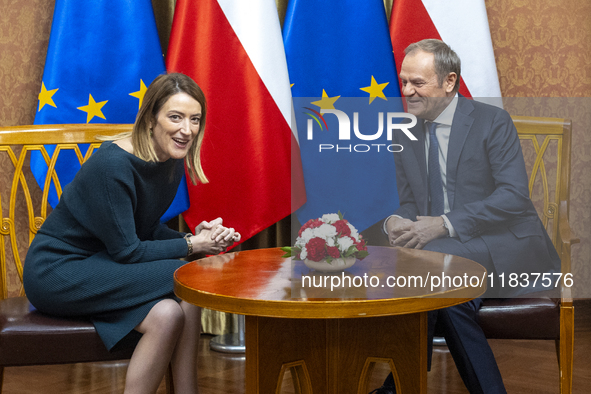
[298,218,324,237]
[327,246,341,258]
[306,237,327,262]
[355,238,367,251]
[333,220,351,236]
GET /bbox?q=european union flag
[283,0,402,232]
[33,0,189,222]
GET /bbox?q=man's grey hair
[405,39,461,93]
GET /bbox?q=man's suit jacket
[392,98,560,295]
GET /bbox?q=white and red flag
[390,0,501,99]
[167,0,305,245]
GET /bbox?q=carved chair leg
[558,305,574,394]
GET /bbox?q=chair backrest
[0,124,133,300]
[511,116,572,272]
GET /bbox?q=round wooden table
[175,246,486,394]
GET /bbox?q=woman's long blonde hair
[107,73,208,185]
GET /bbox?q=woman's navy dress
[24,141,190,350]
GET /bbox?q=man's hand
[391,216,448,249]
[386,216,413,246]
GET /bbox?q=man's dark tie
[428,122,445,216]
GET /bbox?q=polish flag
[167,0,305,244]
[390,0,501,99]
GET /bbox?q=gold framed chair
[0,124,174,393]
[478,116,579,394]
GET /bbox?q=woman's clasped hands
[188,217,241,255]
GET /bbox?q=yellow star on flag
[77,94,108,123]
[360,76,389,104]
[129,79,148,110]
[311,89,340,111]
[38,82,58,111]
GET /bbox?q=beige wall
[1,0,590,295]
[487,0,591,295]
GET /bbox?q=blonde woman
[24,73,239,393]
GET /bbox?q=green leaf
[343,245,357,257]
[356,250,369,259]
[280,246,296,258]
[338,211,344,220]
[279,246,302,258]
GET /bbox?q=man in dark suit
[374,39,560,394]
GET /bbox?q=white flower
[299,228,315,244]
[321,213,340,224]
[314,223,337,239]
[300,246,307,260]
[347,223,360,240]
[337,236,354,253]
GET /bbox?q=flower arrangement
[282,212,369,264]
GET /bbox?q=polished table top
[174,246,486,319]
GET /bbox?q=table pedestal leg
[209,314,246,354]
[245,313,428,394]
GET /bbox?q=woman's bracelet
[184,233,193,256]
